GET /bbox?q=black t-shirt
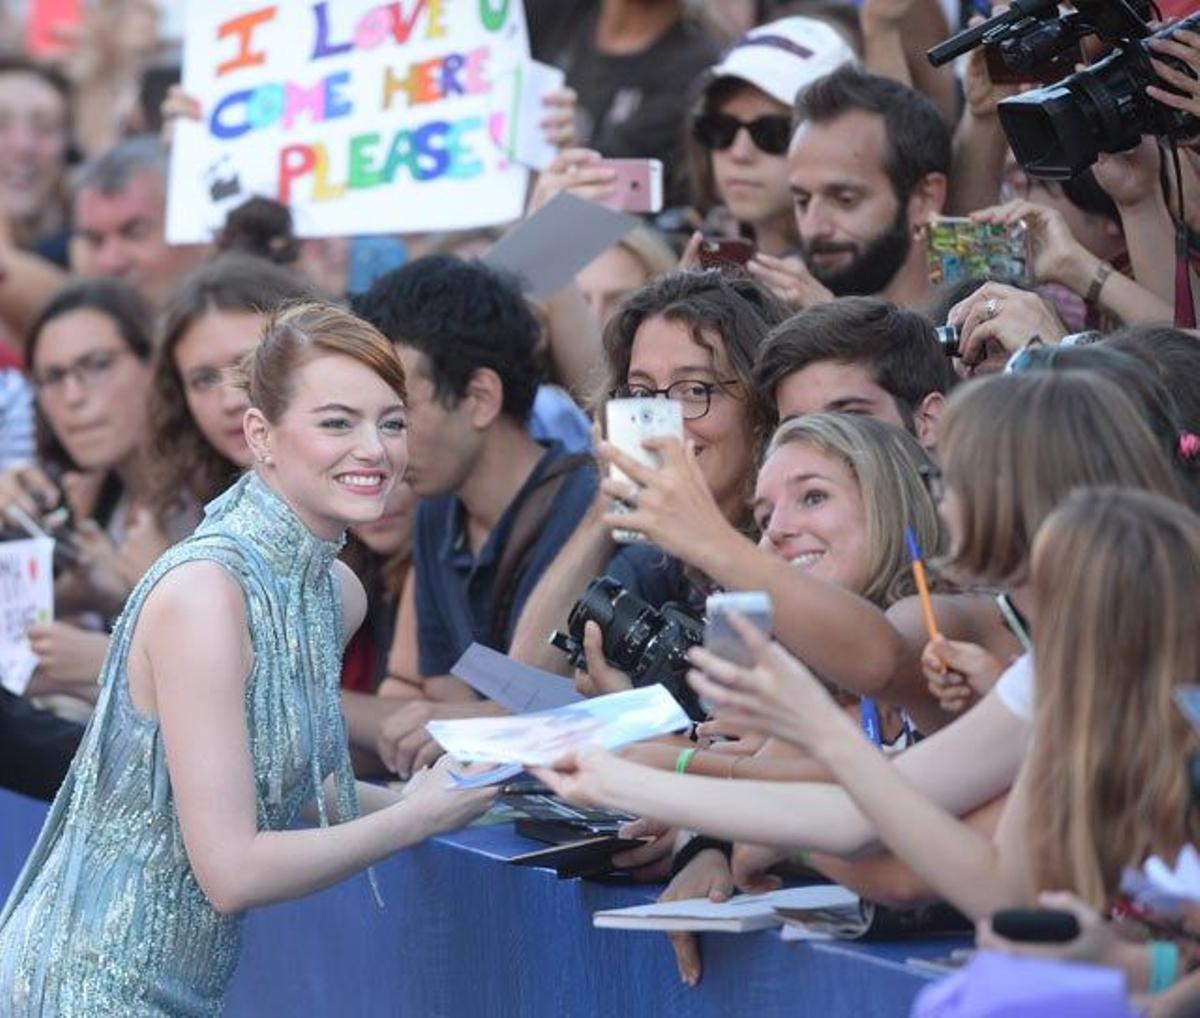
[528,0,718,207]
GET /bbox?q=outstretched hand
[686,614,843,753]
[529,746,619,809]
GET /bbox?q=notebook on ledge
[593,885,860,933]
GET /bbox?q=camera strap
[1175,221,1196,328]
[1162,138,1197,328]
[488,452,595,649]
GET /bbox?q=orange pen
[905,527,941,644]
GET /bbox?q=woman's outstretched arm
[138,562,493,915]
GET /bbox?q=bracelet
[670,836,733,879]
[1085,259,1113,304]
[1149,940,1180,994]
[675,747,698,774]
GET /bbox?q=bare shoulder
[332,559,367,645]
[886,591,995,647]
[139,560,249,636]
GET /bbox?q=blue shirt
[530,385,592,454]
[603,542,701,612]
[413,441,598,676]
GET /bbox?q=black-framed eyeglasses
[919,462,946,504]
[692,112,792,156]
[32,348,129,394]
[610,379,740,421]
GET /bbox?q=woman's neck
[595,0,682,54]
[748,212,798,259]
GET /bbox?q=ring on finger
[983,297,1001,320]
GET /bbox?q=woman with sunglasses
[684,18,855,262]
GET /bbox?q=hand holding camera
[946,282,1066,372]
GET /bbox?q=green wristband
[1149,941,1180,995]
[675,748,698,774]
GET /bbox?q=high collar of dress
[203,471,345,581]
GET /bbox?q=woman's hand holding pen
[922,637,1006,713]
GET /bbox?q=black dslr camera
[929,1,1200,179]
[549,576,706,720]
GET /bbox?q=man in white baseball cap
[688,17,856,259]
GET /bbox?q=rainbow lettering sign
[166,0,530,243]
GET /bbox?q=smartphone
[597,159,664,215]
[927,215,1030,287]
[991,908,1081,943]
[604,397,683,544]
[26,0,82,59]
[698,238,755,272]
[704,591,773,668]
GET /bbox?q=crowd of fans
[2,0,1200,1014]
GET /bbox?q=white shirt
[993,652,1035,723]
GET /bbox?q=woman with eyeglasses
[683,17,855,263]
[0,281,170,707]
[510,269,786,681]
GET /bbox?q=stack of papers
[428,684,691,787]
[593,886,860,933]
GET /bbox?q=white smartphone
[597,159,664,214]
[604,397,683,544]
[704,592,773,668]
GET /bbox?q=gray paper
[482,192,639,298]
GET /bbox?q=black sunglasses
[692,112,792,156]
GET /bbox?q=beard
[801,202,913,297]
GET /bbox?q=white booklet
[426,684,690,768]
[593,885,860,933]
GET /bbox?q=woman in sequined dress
[0,302,495,1016]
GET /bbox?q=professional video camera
[928,1,1200,179]
[549,576,706,720]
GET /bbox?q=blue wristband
[1149,940,1180,995]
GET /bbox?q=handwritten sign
[167,0,532,243]
[0,538,53,696]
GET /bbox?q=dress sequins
[0,473,361,1016]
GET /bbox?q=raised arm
[138,562,492,915]
[595,437,915,694]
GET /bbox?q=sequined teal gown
[0,473,365,1016]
